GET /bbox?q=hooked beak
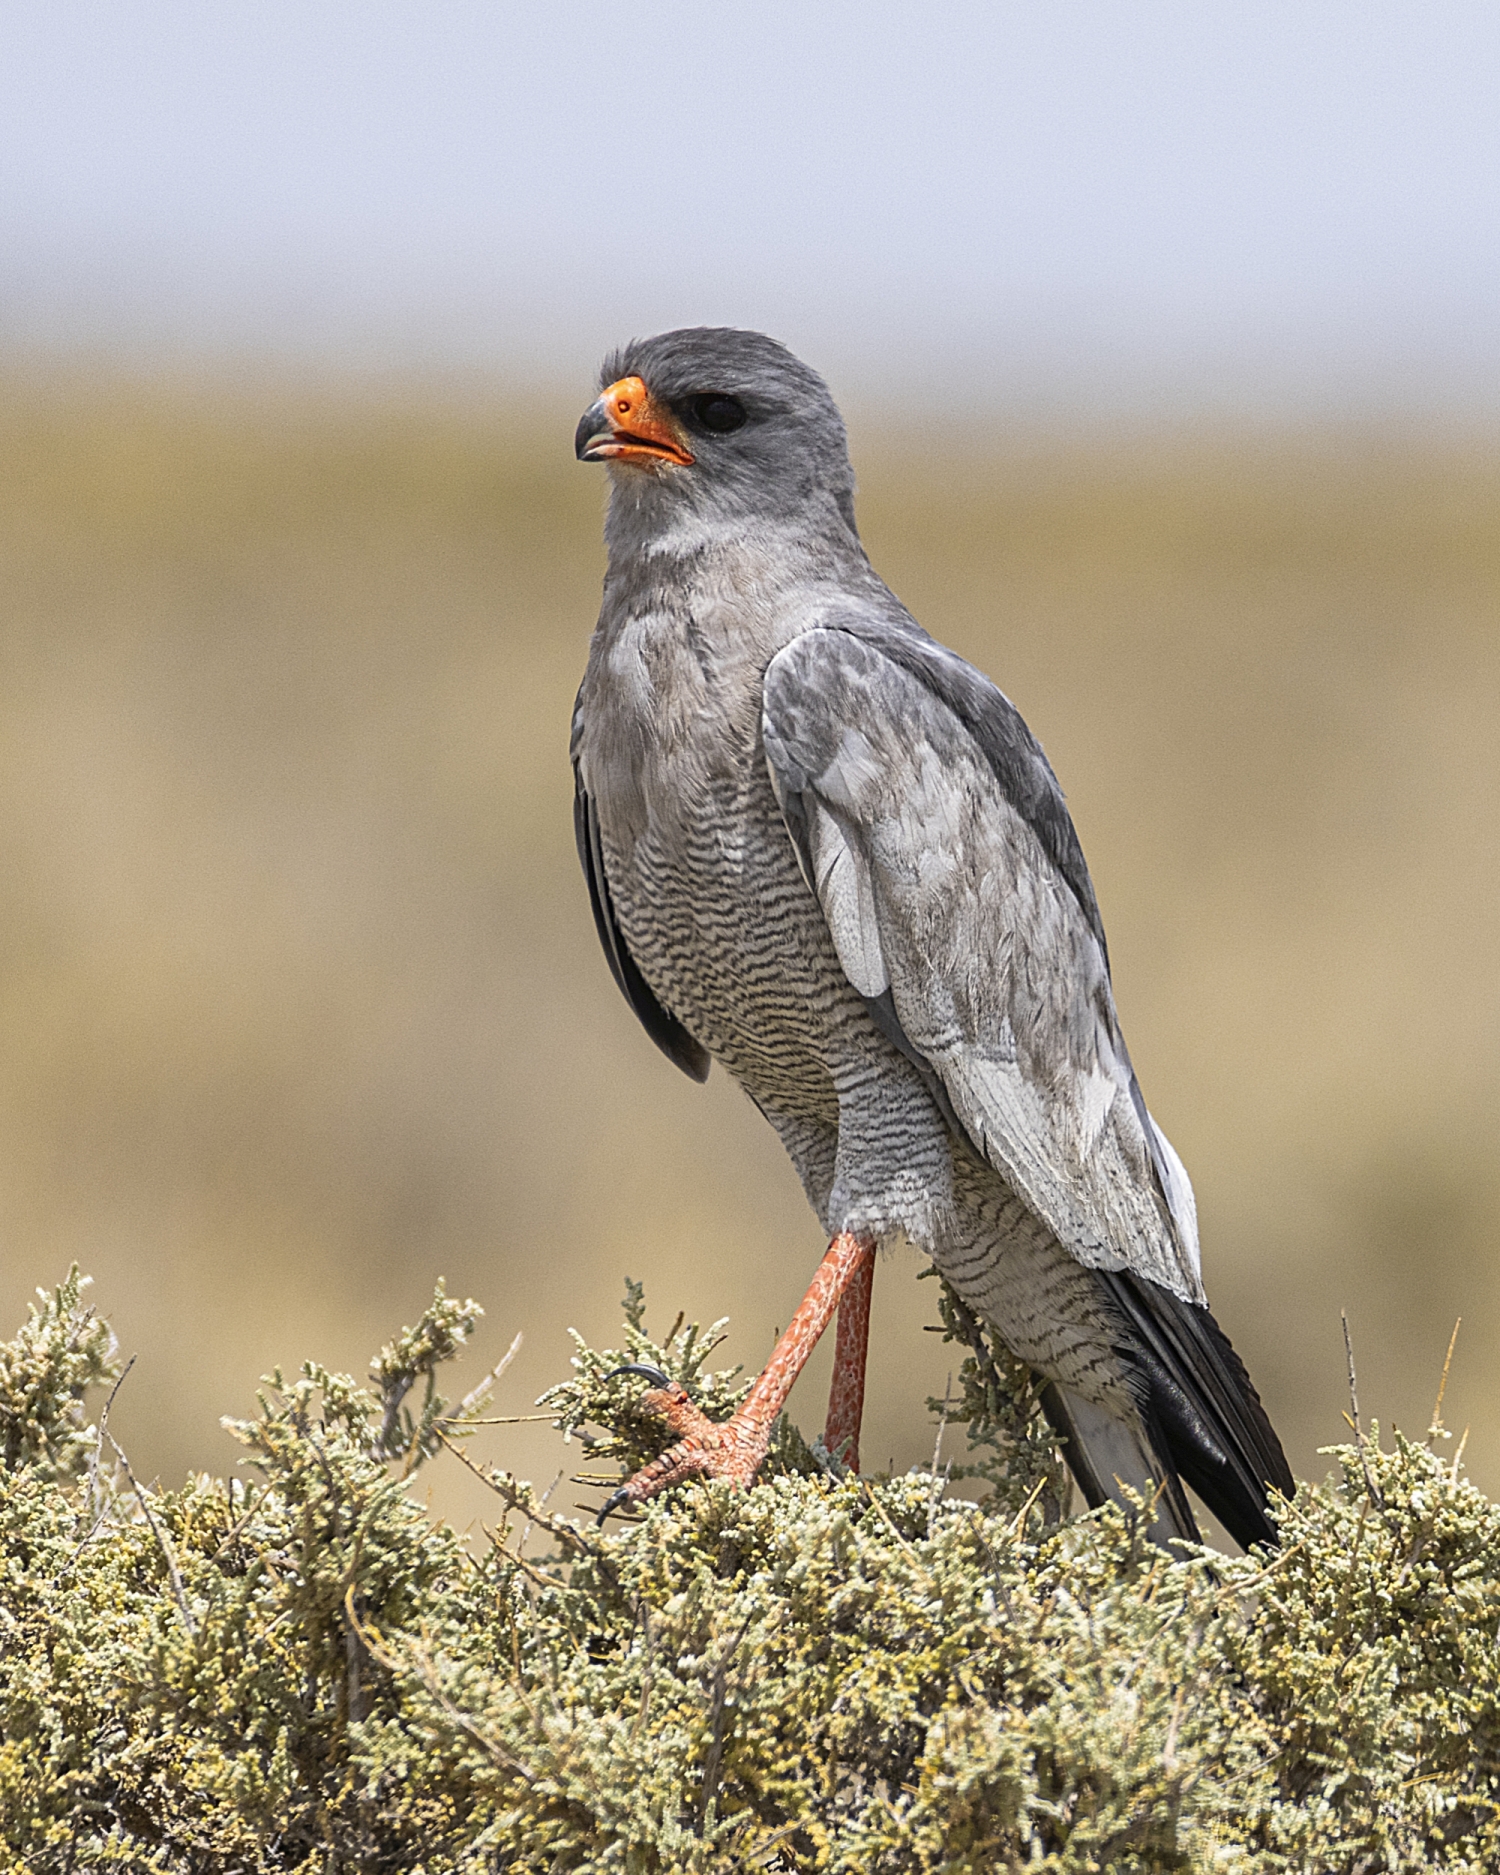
[575,376,695,468]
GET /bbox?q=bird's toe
[597,1410,772,1520]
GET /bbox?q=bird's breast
[580,622,858,1114]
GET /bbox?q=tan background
[2,374,1497,1534]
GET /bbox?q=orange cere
[598,376,695,466]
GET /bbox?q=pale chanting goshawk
[571,327,1292,1548]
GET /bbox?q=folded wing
[762,623,1201,1300]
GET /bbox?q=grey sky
[4,2,1499,411]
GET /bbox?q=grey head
[574,326,860,543]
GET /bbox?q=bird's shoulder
[763,613,1107,962]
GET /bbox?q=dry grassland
[1,372,1497,1535]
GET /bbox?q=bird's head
[575,327,859,541]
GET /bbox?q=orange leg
[600,1231,876,1519]
[824,1238,875,1471]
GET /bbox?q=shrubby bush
[1,1269,1496,1872]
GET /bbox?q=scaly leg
[824,1238,875,1470]
[600,1231,876,1519]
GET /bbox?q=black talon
[603,1362,672,1388]
[596,1484,635,1527]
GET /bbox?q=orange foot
[596,1231,877,1524]
[597,1363,771,1520]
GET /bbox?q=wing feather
[1101,1270,1294,1548]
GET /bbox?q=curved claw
[603,1361,673,1388]
[596,1484,635,1527]
[595,1364,689,1525]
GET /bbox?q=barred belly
[603,759,853,1126]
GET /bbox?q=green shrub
[0,1271,1496,1872]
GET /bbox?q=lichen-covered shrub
[0,1271,1496,1873]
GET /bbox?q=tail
[1040,1381,1202,1545]
[1042,1272,1293,1552]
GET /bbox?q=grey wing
[761,626,1201,1300]
[571,697,710,1084]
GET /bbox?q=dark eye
[689,393,747,434]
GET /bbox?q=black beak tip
[575,399,608,462]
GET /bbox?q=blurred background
[3,3,1499,1534]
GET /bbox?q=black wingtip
[1104,1271,1293,1553]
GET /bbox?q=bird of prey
[571,327,1292,1548]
